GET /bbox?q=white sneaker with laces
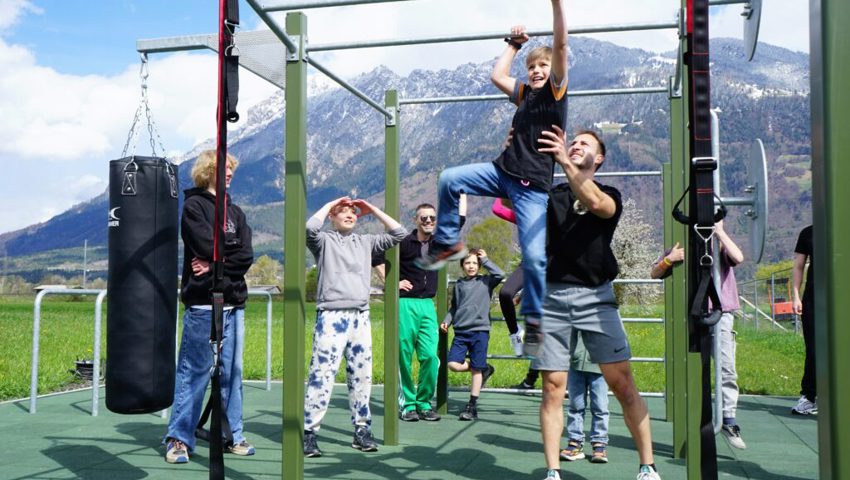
[637,465,661,480]
[510,327,525,356]
[791,396,817,415]
[721,424,747,449]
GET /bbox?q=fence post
[770,273,776,327]
[754,282,759,330]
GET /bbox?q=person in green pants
[379,203,443,421]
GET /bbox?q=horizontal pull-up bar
[400,86,668,105]
[246,0,300,53]
[308,20,678,52]
[306,56,395,119]
[262,0,414,11]
[263,0,748,12]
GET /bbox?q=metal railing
[29,288,276,416]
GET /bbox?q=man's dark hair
[414,203,436,214]
[574,129,606,157]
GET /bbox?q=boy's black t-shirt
[546,182,623,286]
[494,77,568,191]
[794,225,813,302]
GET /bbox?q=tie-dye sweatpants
[304,308,373,432]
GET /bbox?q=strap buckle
[693,224,715,266]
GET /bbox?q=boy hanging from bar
[417,0,569,359]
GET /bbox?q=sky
[0,0,809,236]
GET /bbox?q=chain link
[121,53,168,158]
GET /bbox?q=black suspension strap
[200,1,240,478]
[680,0,719,478]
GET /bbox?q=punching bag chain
[121,53,167,159]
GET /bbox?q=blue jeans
[566,368,609,445]
[166,306,246,452]
[434,162,548,317]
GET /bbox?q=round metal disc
[748,139,768,263]
[743,0,763,61]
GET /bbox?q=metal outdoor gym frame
[135,0,850,477]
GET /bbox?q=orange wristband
[662,257,673,267]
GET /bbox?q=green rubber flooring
[0,384,818,479]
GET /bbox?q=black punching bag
[106,156,179,414]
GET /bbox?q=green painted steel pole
[810,0,850,477]
[669,79,690,461]
[383,90,401,446]
[282,12,307,480]
[662,162,673,423]
[435,269,449,414]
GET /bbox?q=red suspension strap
[205,1,239,478]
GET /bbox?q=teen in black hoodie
[164,150,254,464]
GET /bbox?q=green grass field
[0,295,804,402]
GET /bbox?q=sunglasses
[418,215,436,223]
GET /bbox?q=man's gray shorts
[532,281,631,371]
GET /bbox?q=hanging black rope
[682,0,719,478]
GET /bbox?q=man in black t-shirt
[791,225,817,415]
[534,127,661,480]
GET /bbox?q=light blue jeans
[566,368,610,445]
[434,162,549,317]
[166,306,246,452]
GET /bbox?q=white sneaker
[542,469,561,480]
[510,327,524,356]
[637,465,661,480]
[721,424,747,449]
[791,396,817,415]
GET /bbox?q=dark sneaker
[303,430,322,457]
[721,424,747,449]
[458,403,478,421]
[414,242,468,271]
[559,439,585,461]
[400,409,420,422]
[481,364,496,388]
[522,321,544,357]
[352,426,378,452]
[512,380,535,390]
[417,409,441,421]
[227,439,255,456]
[589,443,608,463]
[165,438,189,464]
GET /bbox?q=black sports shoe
[417,409,441,421]
[351,426,378,452]
[512,380,535,390]
[481,364,496,388]
[400,409,420,422]
[303,430,322,457]
[458,403,478,421]
[522,321,544,357]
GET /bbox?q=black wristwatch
[504,37,522,50]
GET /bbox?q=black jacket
[180,188,253,307]
[398,231,437,299]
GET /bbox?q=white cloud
[0,0,42,32]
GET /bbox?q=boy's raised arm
[550,0,569,88]
[491,25,528,99]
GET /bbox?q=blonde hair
[191,150,239,189]
[525,46,553,68]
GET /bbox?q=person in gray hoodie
[440,249,505,421]
[302,197,407,458]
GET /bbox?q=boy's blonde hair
[191,150,239,189]
[525,46,553,68]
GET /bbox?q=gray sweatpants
[714,312,739,419]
